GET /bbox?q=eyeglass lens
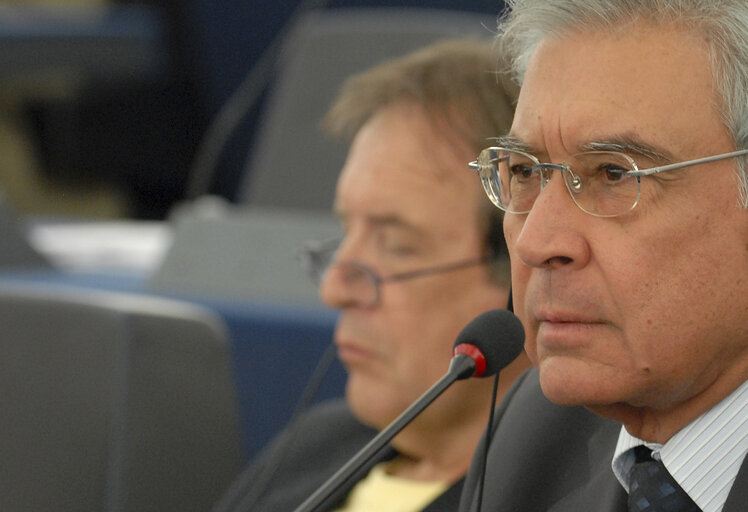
[325,262,380,306]
[481,148,641,217]
[303,243,380,306]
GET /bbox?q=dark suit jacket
[460,368,748,512]
[212,399,463,512]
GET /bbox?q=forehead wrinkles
[510,39,592,158]
[513,24,718,161]
[511,89,593,160]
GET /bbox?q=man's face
[505,24,748,429]
[321,103,507,430]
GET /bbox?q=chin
[345,380,402,428]
[537,356,627,408]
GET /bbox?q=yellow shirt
[333,462,448,512]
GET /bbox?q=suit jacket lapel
[548,416,627,512]
[722,454,748,512]
[551,424,747,512]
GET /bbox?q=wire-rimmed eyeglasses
[297,238,490,308]
[468,147,748,217]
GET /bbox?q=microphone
[451,308,525,379]
[292,309,525,512]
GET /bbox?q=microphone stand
[292,354,477,512]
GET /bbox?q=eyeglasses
[297,238,490,308]
[468,147,748,217]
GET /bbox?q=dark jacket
[459,368,748,512]
[213,399,463,512]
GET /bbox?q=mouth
[534,310,609,349]
[336,340,377,366]
[537,309,605,324]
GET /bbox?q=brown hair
[323,38,517,285]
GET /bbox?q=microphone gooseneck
[292,308,525,512]
[466,309,525,512]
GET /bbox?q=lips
[334,331,385,368]
[337,341,374,364]
[533,308,609,350]
[536,308,604,324]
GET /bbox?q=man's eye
[599,164,628,182]
[383,244,417,257]
[510,164,535,179]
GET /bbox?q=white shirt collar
[612,380,747,512]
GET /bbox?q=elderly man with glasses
[459,1,747,511]
[212,38,532,512]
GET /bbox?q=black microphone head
[453,309,525,377]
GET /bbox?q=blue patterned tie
[627,445,702,512]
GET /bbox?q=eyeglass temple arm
[468,152,509,172]
[628,149,748,177]
[381,256,490,283]
[470,149,748,175]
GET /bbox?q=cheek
[606,210,745,374]
[503,215,522,249]
[380,299,453,367]
[383,281,496,369]
[504,217,529,291]
[504,221,537,361]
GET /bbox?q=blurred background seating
[0,284,241,512]
[0,0,507,508]
[0,0,504,218]
[225,7,498,211]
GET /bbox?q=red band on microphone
[453,343,487,377]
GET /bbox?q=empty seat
[0,284,242,512]
[239,7,496,211]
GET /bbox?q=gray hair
[496,0,748,206]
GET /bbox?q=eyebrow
[368,214,419,233]
[490,135,536,153]
[333,206,422,236]
[493,134,675,164]
[582,137,675,163]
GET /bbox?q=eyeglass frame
[468,146,748,218]
[297,237,492,307]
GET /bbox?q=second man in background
[214,37,530,512]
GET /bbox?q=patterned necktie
[627,445,702,512]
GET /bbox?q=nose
[319,263,361,308]
[319,238,373,309]
[513,171,591,270]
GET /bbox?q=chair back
[0,284,242,512]
[239,7,495,210]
